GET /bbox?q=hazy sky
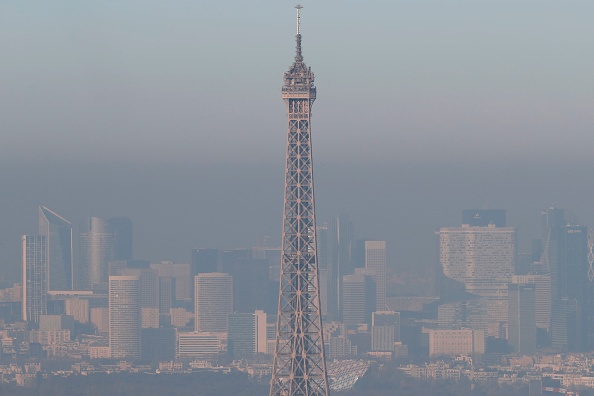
[2,2,594,282]
[2,1,594,163]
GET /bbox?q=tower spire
[295,4,303,63]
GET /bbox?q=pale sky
[1,1,594,164]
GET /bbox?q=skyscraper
[552,224,588,351]
[363,240,387,311]
[22,235,47,323]
[39,206,73,291]
[109,275,141,360]
[194,273,233,332]
[508,283,536,355]
[227,312,258,359]
[342,269,376,327]
[327,214,355,321]
[439,223,515,337]
[107,217,133,261]
[78,216,133,290]
[79,217,115,290]
[270,6,329,396]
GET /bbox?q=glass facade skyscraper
[39,206,73,291]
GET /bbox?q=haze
[2,1,594,282]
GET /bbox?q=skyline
[2,3,594,283]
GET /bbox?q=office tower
[462,209,506,227]
[39,206,73,291]
[540,207,565,292]
[233,258,270,313]
[508,283,536,355]
[327,214,355,321]
[150,261,192,302]
[109,276,141,360]
[79,217,115,290]
[342,269,376,327]
[439,223,515,337]
[222,249,252,274]
[194,273,233,332]
[512,274,551,342]
[117,268,159,309]
[190,248,220,275]
[228,312,258,359]
[159,277,175,314]
[107,217,133,261]
[22,235,47,323]
[551,224,588,351]
[371,311,400,352]
[270,6,329,396]
[364,241,387,311]
[255,309,267,354]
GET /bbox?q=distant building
[109,276,141,360]
[371,311,400,352]
[462,209,506,227]
[77,216,133,290]
[177,331,222,361]
[141,307,159,329]
[194,273,233,332]
[232,258,270,313]
[512,274,551,336]
[64,298,89,323]
[364,241,387,311]
[439,223,515,337]
[39,206,73,291]
[150,261,192,302]
[79,217,115,290]
[90,307,109,333]
[342,269,376,327]
[438,299,488,335]
[428,329,485,357]
[508,283,536,355]
[327,214,355,321]
[107,217,133,261]
[22,235,47,323]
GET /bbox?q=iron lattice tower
[270,5,329,396]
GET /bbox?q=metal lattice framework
[270,5,329,396]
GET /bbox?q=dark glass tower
[39,206,73,291]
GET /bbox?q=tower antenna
[296,4,303,35]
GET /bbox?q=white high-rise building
[439,224,515,337]
[109,276,141,360]
[22,235,47,323]
[194,273,233,332]
[364,241,387,311]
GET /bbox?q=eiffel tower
[270,5,330,396]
